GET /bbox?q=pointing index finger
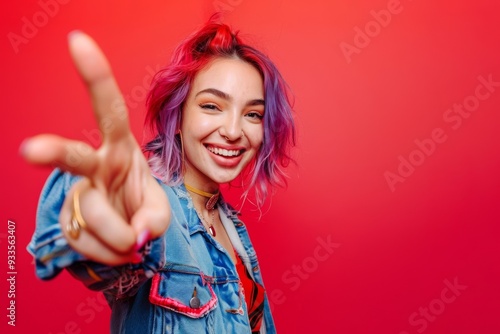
[68,31,130,143]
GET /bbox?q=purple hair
[144,19,296,208]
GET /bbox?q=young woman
[23,19,295,333]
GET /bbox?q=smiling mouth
[206,145,244,157]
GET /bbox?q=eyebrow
[195,88,265,107]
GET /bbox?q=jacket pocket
[148,268,217,319]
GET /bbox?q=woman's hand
[21,32,170,265]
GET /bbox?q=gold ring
[67,188,87,239]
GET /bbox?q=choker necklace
[185,183,219,237]
[184,183,220,210]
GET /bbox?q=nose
[219,112,243,141]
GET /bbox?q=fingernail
[68,30,83,42]
[19,138,31,157]
[134,230,151,251]
[131,252,143,264]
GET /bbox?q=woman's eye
[200,104,220,111]
[246,112,264,120]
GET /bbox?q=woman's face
[181,57,265,189]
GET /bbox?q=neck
[182,167,219,194]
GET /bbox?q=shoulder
[218,196,242,220]
[156,180,191,214]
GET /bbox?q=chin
[211,175,239,185]
[208,169,242,185]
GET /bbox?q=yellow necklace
[184,183,220,210]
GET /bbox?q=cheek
[248,127,264,150]
[182,118,212,139]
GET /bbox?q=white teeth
[208,146,240,157]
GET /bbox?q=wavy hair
[144,18,295,208]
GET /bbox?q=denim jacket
[27,170,277,333]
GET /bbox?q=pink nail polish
[131,252,143,264]
[134,230,151,251]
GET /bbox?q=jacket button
[190,296,200,308]
[190,286,201,308]
[252,266,259,272]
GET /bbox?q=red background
[2,0,500,333]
